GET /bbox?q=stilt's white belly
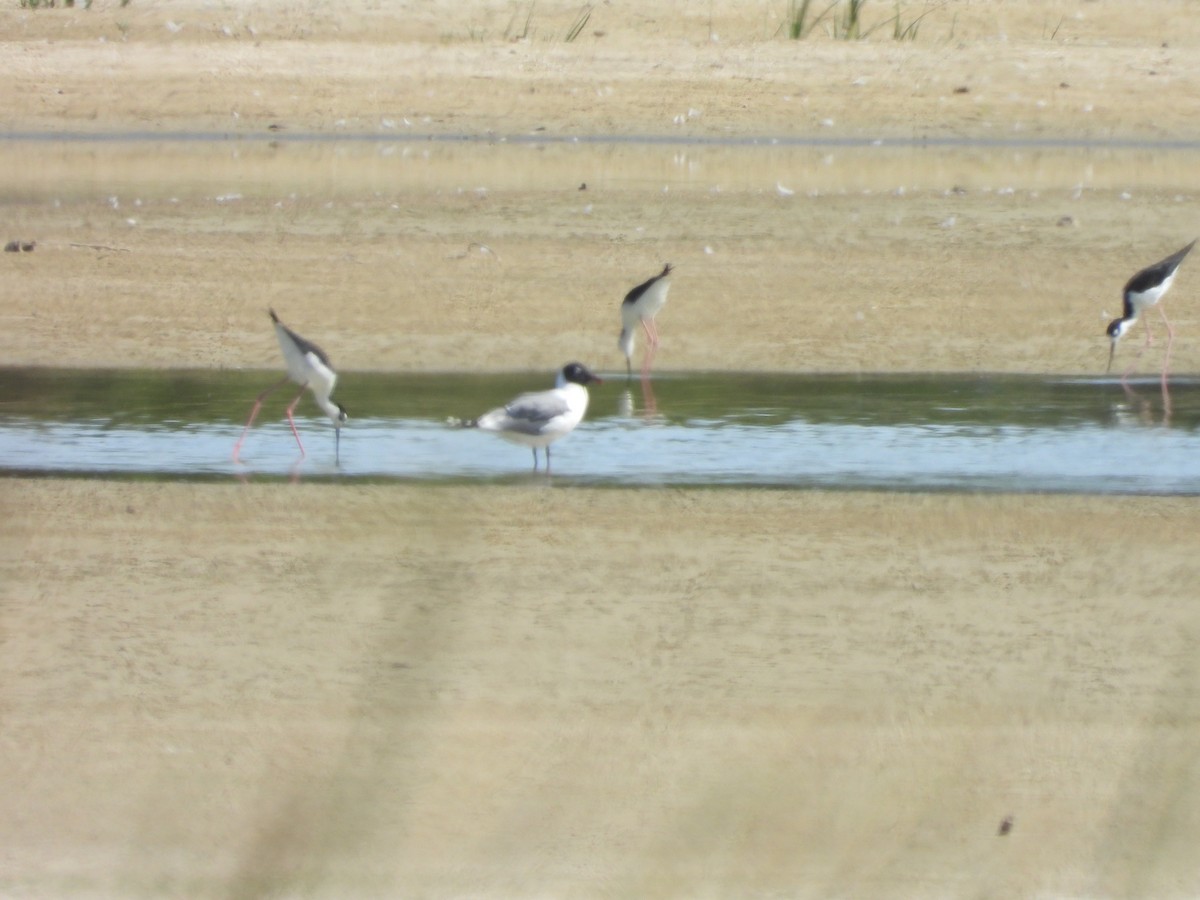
[1128,271,1176,313]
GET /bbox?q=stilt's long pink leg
[1122,317,1158,384]
[641,342,658,377]
[1159,305,1175,384]
[233,376,291,461]
[284,385,310,456]
[640,317,661,376]
[641,317,660,347]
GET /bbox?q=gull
[464,362,602,471]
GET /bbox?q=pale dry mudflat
[3,1,1200,897]
[4,479,1200,898]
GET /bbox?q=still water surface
[1,368,1195,493]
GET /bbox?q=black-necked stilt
[1107,239,1196,379]
[233,309,348,463]
[618,263,672,377]
[463,362,602,471]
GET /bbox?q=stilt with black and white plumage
[460,362,602,471]
[618,263,672,377]
[1107,239,1196,381]
[233,309,348,463]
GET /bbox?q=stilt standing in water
[1107,240,1195,382]
[619,263,673,377]
[233,309,348,463]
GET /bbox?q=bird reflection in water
[618,373,659,420]
[1117,378,1172,428]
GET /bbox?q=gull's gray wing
[502,390,571,434]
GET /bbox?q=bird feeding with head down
[619,263,672,377]
[232,309,348,463]
[462,362,602,471]
[1106,239,1195,379]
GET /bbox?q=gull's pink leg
[233,375,291,461]
[284,386,309,456]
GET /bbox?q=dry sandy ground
[4,1,1200,897]
[5,481,1200,898]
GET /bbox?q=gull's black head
[335,402,349,425]
[560,362,602,387]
